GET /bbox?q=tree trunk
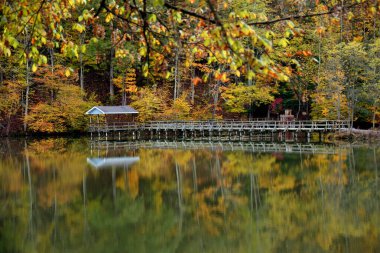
[80,49,84,91]
[24,58,30,133]
[174,46,181,100]
[79,32,85,91]
[0,62,3,86]
[212,80,220,119]
[340,0,344,43]
[5,114,11,136]
[49,48,54,73]
[373,105,376,129]
[109,22,115,101]
[191,64,195,104]
[49,48,55,103]
[122,72,126,106]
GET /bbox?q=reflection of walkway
[90,120,349,134]
[87,157,140,169]
[90,141,341,154]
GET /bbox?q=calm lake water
[0,138,379,253]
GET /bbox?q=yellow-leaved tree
[26,65,97,133]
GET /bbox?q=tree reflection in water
[0,138,379,253]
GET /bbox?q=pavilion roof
[85,106,138,115]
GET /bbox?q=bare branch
[164,1,216,24]
[94,0,106,17]
[248,0,368,26]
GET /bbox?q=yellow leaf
[105,13,113,23]
[139,47,147,57]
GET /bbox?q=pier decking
[89,120,349,140]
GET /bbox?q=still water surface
[0,138,379,253]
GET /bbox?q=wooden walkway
[90,140,340,154]
[89,120,349,139]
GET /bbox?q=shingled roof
[85,106,138,115]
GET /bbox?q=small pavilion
[85,105,139,126]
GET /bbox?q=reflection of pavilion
[87,157,140,169]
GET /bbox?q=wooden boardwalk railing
[89,120,350,134]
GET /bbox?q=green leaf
[148,14,157,23]
[152,0,164,7]
[40,55,48,64]
[266,31,275,39]
[73,23,85,33]
[247,70,255,80]
[4,47,11,57]
[174,12,182,23]
[142,63,149,77]
[278,38,289,48]
[90,37,98,43]
[80,45,86,53]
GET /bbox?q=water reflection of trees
[0,138,379,252]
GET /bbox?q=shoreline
[333,129,380,141]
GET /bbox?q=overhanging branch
[248,0,369,26]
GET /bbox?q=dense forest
[0,0,379,135]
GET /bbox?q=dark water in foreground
[0,138,379,253]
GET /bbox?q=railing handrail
[89,119,350,132]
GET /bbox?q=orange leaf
[192,77,202,86]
